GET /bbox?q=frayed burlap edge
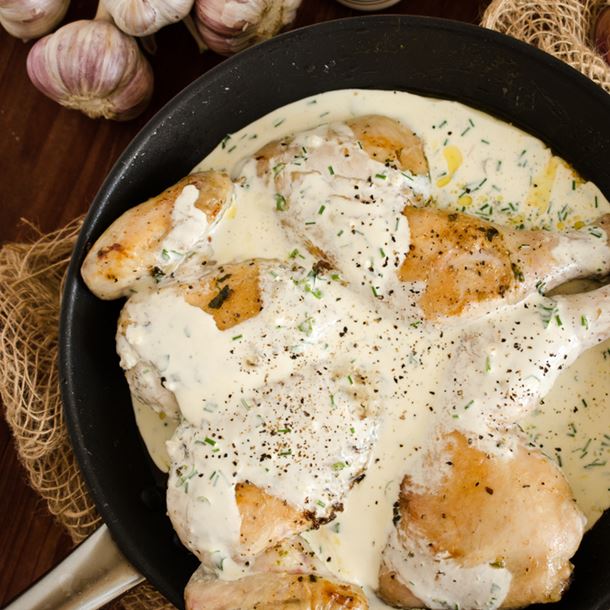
[481,0,610,93]
[0,219,175,610]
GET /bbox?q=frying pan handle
[4,524,144,610]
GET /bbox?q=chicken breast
[186,571,368,610]
[116,261,264,419]
[186,538,368,610]
[378,432,585,609]
[81,171,232,299]
[255,114,428,181]
[346,115,429,176]
[399,206,610,319]
[236,482,311,557]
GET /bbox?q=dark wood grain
[0,0,489,605]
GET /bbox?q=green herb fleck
[297,316,314,335]
[275,193,287,211]
[511,263,524,282]
[272,162,286,176]
[208,285,232,309]
[584,459,607,469]
[289,248,305,259]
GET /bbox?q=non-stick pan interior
[60,16,610,609]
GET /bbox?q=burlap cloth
[1,3,609,608]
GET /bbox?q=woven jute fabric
[481,0,610,93]
[0,219,174,609]
[2,4,609,609]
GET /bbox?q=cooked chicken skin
[186,572,368,610]
[399,206,610,319]
[236,482,311,557]
[346,115,429,176]
[255,114,428,180]
[81,171,232,299]
[379,432,585,609]
[178,261,263,331]
[185,536,368,610]
[116,261,263,418]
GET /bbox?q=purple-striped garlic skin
[104,0,194,37]
[194,0,302,56]
[26,19,154,121]
[0,0,69,41]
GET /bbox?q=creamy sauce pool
[128,90,610,609]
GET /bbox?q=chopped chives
[289,248,305,259]
[275,193,287,211]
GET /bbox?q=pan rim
[59,14,610,609]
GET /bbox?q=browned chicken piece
[116,261,264,419]
[178,261,263,331]
[186,538,368,610]
[255,114,428,180]
[378,432,585,609]
[186,537,369,610]
[186,572,368,610]
[399,206,610,319]
[346,115,429,176]
[81,171,232,299]
[236,482,310,557]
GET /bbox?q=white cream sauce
[124,90,610,610]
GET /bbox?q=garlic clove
[194,0,302,56]
[26,19,154,121]
[0,0,69,41]
[103,0,195,37]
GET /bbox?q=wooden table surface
[0,0,490,606]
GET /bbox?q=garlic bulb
[27,19,154,121]
[194,0,302,56]
[0,0,69,41]
[103,0,194,37]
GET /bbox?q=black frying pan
[59,15,610,610]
